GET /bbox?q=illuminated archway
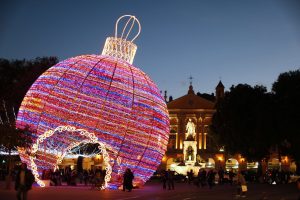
[24,126,119,189]
[268,158,280,170]
[206,158,215,168]
[226,158,239,170]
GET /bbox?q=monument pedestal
[183,141,197,164]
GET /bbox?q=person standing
[196,169,201,187]
[236,171,247,198]
[65,166,71,185]
[229,169,235,185]
[187,169,194,184]
[123,168,134,192]
[207,169,216,189]
[167,169,174,190]
[83,170,89,186]
[97,169,103,187]
[200,169,207,187]
[161,170,167,190]
[218,167,224,185]
[15,163,35,200]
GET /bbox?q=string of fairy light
[25,125,117,189]
[16,55,169,189]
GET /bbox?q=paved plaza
[1,180,299,200]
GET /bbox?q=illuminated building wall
[164,84,219,169]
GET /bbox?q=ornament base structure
[169,140,206,175]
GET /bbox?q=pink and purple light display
[16,54,169,189]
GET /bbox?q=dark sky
[1,0,300,98]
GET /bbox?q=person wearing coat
[15,163,35,200]
[236,171,247,198]
[123,168,134,192]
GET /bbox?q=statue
[186,146,194,161]
[185,118,196,140]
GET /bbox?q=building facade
[162,82,225,173]
[161,81,296,174]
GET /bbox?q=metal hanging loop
[115,15,141,42]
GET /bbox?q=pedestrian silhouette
[15,163,35,200]
[123,168,134,192]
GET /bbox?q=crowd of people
[161,169,175,190]
[188,168,217,188]
[10,162,137,191]
[264,168,292,184]
[159,168,248,197]
[9,162,299,199]
[12,163,136,199]
[41,167,107,188]
[158,167,300,198]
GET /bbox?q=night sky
[1,0,300,99]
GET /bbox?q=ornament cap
[102,15,141,64]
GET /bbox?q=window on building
[169,134,176,149]
[204,133,207,149]
[199,133,202,149]
[204,125,209,150]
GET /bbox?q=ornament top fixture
[102,15,141,64]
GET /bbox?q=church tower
[215,81,224,101]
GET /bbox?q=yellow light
[219,146,224,152]
[175,132,178,149]
[283,156,288,163]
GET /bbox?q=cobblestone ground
[1,180,299,200]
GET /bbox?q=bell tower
[215,81,224,101]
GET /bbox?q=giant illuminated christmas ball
[16,15,169,189]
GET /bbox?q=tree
[272,69,300,173]
[0,57,58,110]
[211,84,276,162]
[0,57,57,188]
[0,102,33,189]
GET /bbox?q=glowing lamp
[16,15,169,189]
